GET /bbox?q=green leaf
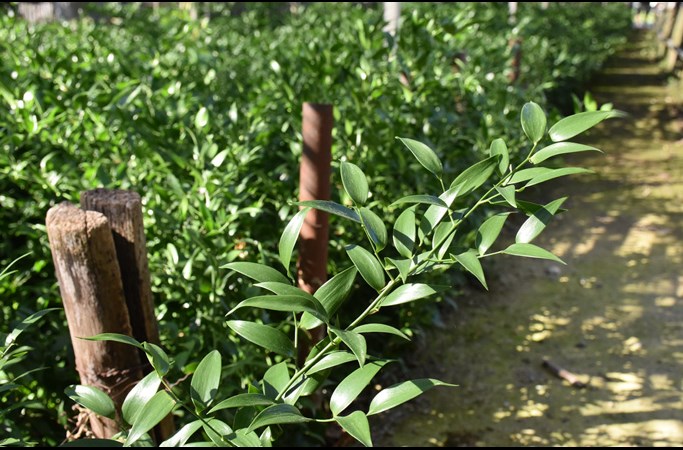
[222,262,290,285]
[307,351,358,375]
[330,361,389,416]
[294,200,361,223]
[195,107,209,129]
[525,167,593,187]
[299,266,357,330]
[227,321,294,357]
[382,283,447,307]
[390,195,447,208]
[159,420,203,447]
[202,418,233,446]
[420,185,461,237]
[353,323,410,341]
[454,250,487,290]
[341,161,369,205]
[359,207,387,252]
[142,342,170,376]
[122,371,162,424]
[262,361,290,399]
[393,206,416,259]
[530,142,602,164]
[228,295,327,322]
[386,257,413,282]
[208,393,274,414]
[4,308,58,348]
[367,378,457,416]
[125,391,175,446]
[59,439,122,447]
[495,185,516,207]
[521,101,547,144]
[449,156,499,195]
[210,149,230,168]
[330,327,367,367]
[336,411,373,447]
[191,350,222,413]
[278,208,310,277]
[476,213,511,255]
[502,243,565,264]
[397,137,443,178]
[80,333,142,350]
[65,385,115,419]
[548,110,624,142]
[345,245,385,292]
[247,404,310,433]
[254,282,316,299]
[505,167,553,185]
[489,138,509,174]
[227,429,262,447]
[516,197,567,244]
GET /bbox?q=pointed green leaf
[386,257,412,283]
[4,308,58,348]
[125,391,175,446]
[352,323,410,341]
[247,404,310,433]
[525,167,592,187]
[160,421,203,447]
[300,266,357,330]
[228,295,327,322]
[495,185,516,207]
[516,197,567,244]
[263,362,290,399]
[336,411,373,447]
[502,243,565,264]
[330,327,367,367]
[530,142,602,164]
[341,162,369,205]
[65,385,115,419]
[202,418,233,446]
[195,107,209,129]
[81,333,142,350]
[489,138,509,174]
[122,371,162,424]
[420,185,461,237]
[307,351,358,375]
[222,262,290,285]
[521,101,547,144]
[393,207,416,258]
[360,207,387,252]
[209,393,274,414]
[142,342,170,376]
[191,350,221,413]
[382,283,448,307]
[476,213,511,255]
[449,156,499,194]
[254,282,316,299]
[454,251,487,290]
[367,379,457,416]
[330,361,389,416]
[227,320,294,357]
[397,137,443,178]
[226,429,262,447]
[390,195,447,208]
[345,245,385,292]
[506,167,553,185]
[278,208,310,277]
[294,200,361,223]
[549,110,624,142]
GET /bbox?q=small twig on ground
[542,358,587,388]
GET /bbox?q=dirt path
[374,30,683,447]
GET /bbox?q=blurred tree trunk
[18,2,77,22]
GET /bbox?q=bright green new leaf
[81,333,143,350]
[353,323,410,341]
[125,391,175,446]
[307,351,358,375]
[476,213,511,255]
[228,294,327,322]
[195,107,209,129]
[505,167,553,185]
[209,393,274,414]
[330,327,367,367]
[393,206,416,259]
[455,250,488,290]
[549,110,624,142]
[521,101,547,144]
[495,185,516,207]
[222,262,290,285]
[336,411,373,447]
[122,371,162,424]
[360,207,387,252]
[159,421,203,447]
[530,142,602,164]
[294,200,361,223]
[341,161,369,205]
[300,266,357,330]
[191,350,222,412]
[227,320,294,357]
[390,195,447,208]
[329,361,389,416]
[142,342,170,376]
[263,362,290,399]
[516,197,567,244]
[382,283,447,307]
[525,167,593,187]
[278,207,310,277]
[345,245,385,292]
[449,156,499,194]
[367,378,457,416]
[502,243,565,264]
[210,149,230,168]
[489,138,509,174]
[247,404,310,433]
[397,137,443,179]
[65,385,115,420]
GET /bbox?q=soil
[372,30,683,447]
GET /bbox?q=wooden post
[383,2,401,42]
[666,4,683,71]
[46,203,143,438]
[658,3,679,58]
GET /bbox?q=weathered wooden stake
[666,4,683,71]
[46,203,143,438]
[658,3,679,58]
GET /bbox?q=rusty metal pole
[298,103,333,359]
